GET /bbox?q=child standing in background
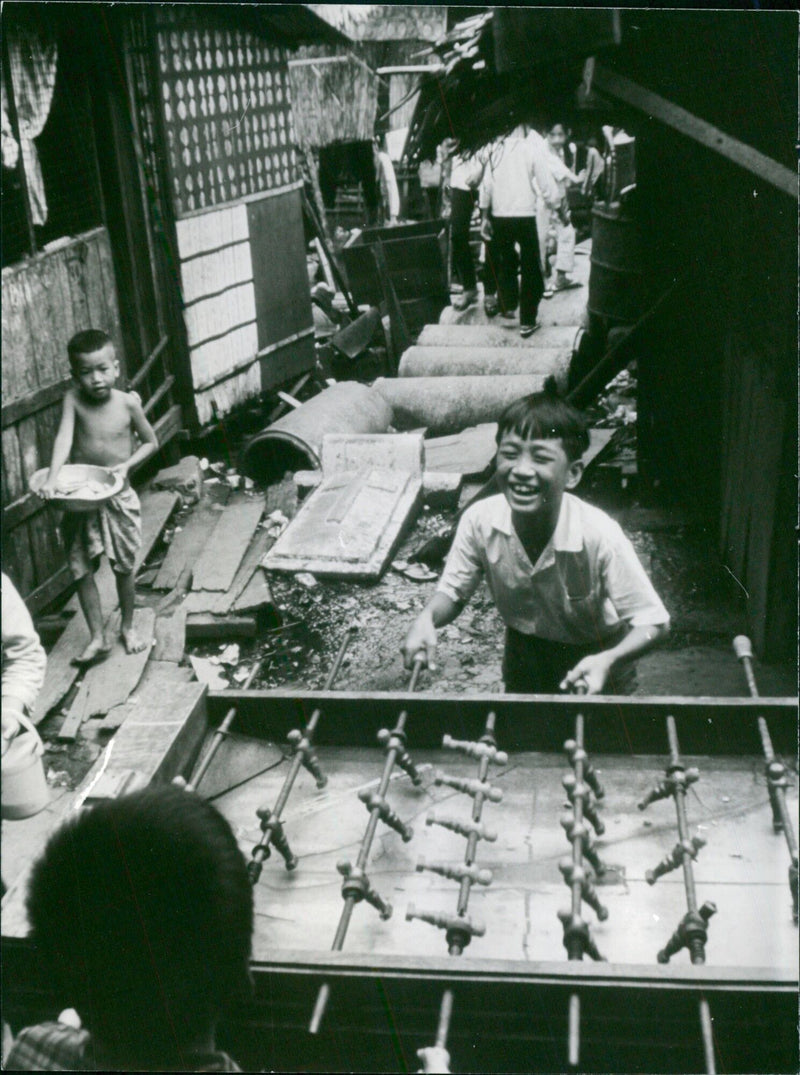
[39,330,159,660]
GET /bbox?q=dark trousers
[491,216,545,326]
[503,625,637,695]
[450,188,476,290]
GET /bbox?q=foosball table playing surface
[4,681,797,1073]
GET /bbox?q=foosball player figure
[403,381,670,693]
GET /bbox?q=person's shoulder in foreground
[5,784,253,1072]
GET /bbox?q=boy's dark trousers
[503,625,637,694]
[450,188,477,290]
[491,216,544,325]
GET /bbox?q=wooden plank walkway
[153,499,226,591]
[192,498,264,592]
[184,526,272,615]
[58,608,156,740]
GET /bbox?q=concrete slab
[424,424,498,477]
[263,467,423,580]
[321,433,424,477]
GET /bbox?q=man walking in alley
[479,126,561,337]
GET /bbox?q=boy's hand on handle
[416,1046,451,1074]
[560,652,613,696]
[402,613,438,671]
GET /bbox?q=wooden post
[300,144,331,246]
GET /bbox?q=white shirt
[2,573,46,714]
[377,151,400,219]
[479,131,561,217]
[449,151,485,192]
[437,493,670,644]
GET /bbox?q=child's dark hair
[26,785,253,1069]
[67,329,113,367]
[496,377,590,462]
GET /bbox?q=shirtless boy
[40,330,159,660]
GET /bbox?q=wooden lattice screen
[154,10,298,216]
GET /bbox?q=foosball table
[4,636,797,1072]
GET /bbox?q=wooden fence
[1,228,124,612]
[719,331,795,659]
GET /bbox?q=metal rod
[186,656,265,793]
[310,657,424,1034]
[667,716,698,913]
[567,992,581,1069]
[699,996,716,1075]
[248,628,356,879]
[566,713,586,1069]
[452,711,497,950]
[416,710,503,1063]
[733,637,798,921]
[435,989,454,1049]
[656,717,717,1074]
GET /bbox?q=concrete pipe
[398,345,571,380]
[416,324,578,350]
[241,381,393,482]
[372,375,549,436]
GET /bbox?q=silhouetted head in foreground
[26,785,253,1070]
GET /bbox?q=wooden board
[153,499,226,591]
[184,526,273,615]
[101,659,194,731]
[152,605,187,663]
[233,566,274,613]
[191,498,265,592]
[58,608,156,740]
[263,470,422,580]
[34,612,93,723]
[185,614,257,640]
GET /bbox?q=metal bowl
[29,464,124,514]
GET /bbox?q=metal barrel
[588,202,643,325]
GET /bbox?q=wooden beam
[592,64,797,200]
[152,404,183,447]
[129,335,168,389]
[143,373,176,416]
[2,378,72,429]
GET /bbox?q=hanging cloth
[0,22,58,225]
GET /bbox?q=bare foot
[121,626,147,654]
[72,637,111,667]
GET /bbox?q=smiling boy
[402,383,669,694]
[39,330,158,661]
